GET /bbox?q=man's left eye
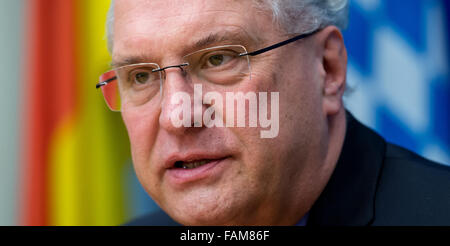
[206,54,232,67]
[208,54,225,66]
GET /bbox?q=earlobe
[320,26,348,116]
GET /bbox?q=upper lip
[164,153,229,169]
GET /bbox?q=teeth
[181,160,210,169]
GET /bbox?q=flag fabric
[344,0,450,166]
[20,0,131,226]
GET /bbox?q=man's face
[114,0,330,225]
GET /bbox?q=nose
[158,66,205,135]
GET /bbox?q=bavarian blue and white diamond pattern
[344,0,449,166]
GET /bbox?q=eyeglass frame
[95,28,322,90]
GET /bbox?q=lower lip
[166,157,229,186]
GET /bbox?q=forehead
[112,0,275,64]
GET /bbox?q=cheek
[122,106,164,202]
[122,106,159,164]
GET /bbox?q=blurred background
[0,0,448,226]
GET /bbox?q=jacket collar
[307,112,386,226]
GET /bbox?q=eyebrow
[111,30,258,68]
[192,31,251,50]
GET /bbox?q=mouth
[173,159,223,170]
[165,155,231,185]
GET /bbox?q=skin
[113,0,348,225]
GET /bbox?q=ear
[317,26,347,116]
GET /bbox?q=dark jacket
[125,113,450,226]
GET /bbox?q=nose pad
[178,64,188,77]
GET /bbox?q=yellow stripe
[49,116,82,225]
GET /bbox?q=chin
[170,207,233,226]
[164,193,244,226]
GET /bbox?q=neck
[288,108,348,225]
[322,108,348,184]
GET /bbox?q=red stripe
[20,0,78,226]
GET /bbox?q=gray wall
[0,0,24,226]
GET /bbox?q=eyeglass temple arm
[239,28,322,57]
[96,76,117,89]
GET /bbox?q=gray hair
[106,0,349,51]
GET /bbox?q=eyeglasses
[96,28,321,112]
